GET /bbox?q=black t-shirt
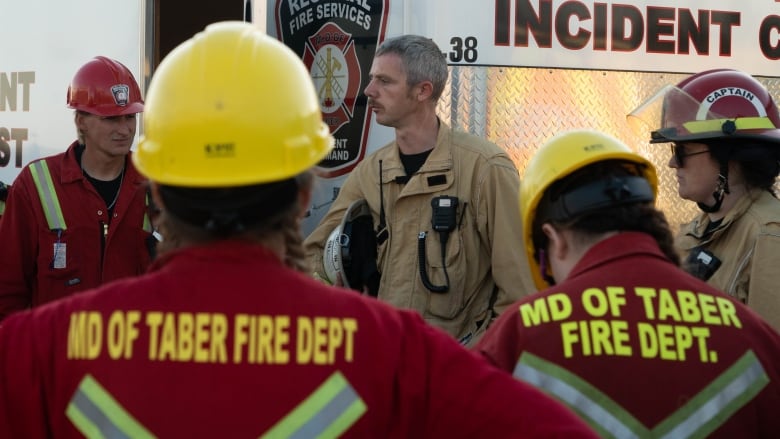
[399,149,433,179]
[75,144,125,214]
[704,218,723,237]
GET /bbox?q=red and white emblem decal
[303,23,362,134]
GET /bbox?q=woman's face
[668,142,719,203]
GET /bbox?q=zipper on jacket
[100,220,108,278]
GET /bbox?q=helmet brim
[650,127,780,145]
[70,101,144,117]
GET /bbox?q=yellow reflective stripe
[143,214,151,233]
[515,351,768,439]
[683,116,776,134]
[30,160,67,230]
[261,371,366,439]
[143,192,152,233]
[66,374,155,439]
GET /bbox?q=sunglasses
[670,143,709,167]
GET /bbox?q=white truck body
[1,0,145,184]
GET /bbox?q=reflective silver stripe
[66,374,155,439]
[261,371,366,438]
[514,360,638,439]
[69,389,130,439]
[30,160,67,230]
[289,382,364,439]
[515,350,769,438]
[659,351,768,439]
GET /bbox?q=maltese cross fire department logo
[304,23,360,136]
[275,0,388,178]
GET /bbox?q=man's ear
[415,81,434,102]
[541,223,568,261]
[75,112,87,133]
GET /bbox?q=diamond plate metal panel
[438,67,780,233]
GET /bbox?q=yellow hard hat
[520,129,657,289]
[134,21,333,187]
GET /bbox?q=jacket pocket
[36,230,83,303]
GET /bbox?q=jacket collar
[419,120,454,173]
[567,232,670,281]
[150,240,283,272]
[685,187,765,239]
[377,121,454,183]
[59,140,146,186]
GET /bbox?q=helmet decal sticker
[111,84,130,107]
[66,57,143,116]
[697,87,766,120]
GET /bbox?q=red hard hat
[66,56,144,116]
[629,69,780,145]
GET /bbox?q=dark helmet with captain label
[629,69,780,145]
[628,69,780,212]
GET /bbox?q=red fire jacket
[476,232,780,438]
[0,141,152,321]
[0,241,596,438]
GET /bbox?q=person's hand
[312,271,331,285]
[312,271,344,287]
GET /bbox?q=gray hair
[376,35,448,101]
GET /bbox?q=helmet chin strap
[697,163,730,213]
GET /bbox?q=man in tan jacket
[304,35,536,346]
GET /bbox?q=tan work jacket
[677,188,780,331]
[304,123,536,345]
